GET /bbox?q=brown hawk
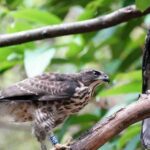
[0,69,109,150]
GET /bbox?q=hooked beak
[98,74,110,83]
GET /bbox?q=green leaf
[117,124,140,149]
[0,46,23,72]
[122,0,135,6]
[5,0,22,9]
[78,9,94,21]
[0,47,23,62]
[7,21,32,32]
[124,135,140,150]
[0,47,23,72]
[100,142,114,150]
[66,35,84,58]
[99,81,141,97]
[7,52,22,61]
[56,114,99,140]
[66,114,99,125]
[136,0,150,12]
[0,61,20,73]
[99,70,141,97]
[11,9,61,25]
[115,70,141,81]
[24,47,55,77]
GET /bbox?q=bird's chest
[70,89,92,113]
[59,87,92,115]
[53,85,93,126]
[54,90,92,126]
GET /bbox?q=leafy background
[0,0,150,149]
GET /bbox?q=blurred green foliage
[136,0,150,12]
[0,0,150,149]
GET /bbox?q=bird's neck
[90,80,101,89]
[89,81,101,96]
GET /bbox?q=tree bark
[0,5,150,47]
[141,29,150,148]
[70,93,150,150]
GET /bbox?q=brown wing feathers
[0,73,78,102]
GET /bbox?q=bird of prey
[0,69,109,150]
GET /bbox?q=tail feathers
[141,119,150,149]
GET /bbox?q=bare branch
[0,5,150,47]
[141,28,150,148]
[70,93,150,150]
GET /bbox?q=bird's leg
[33,109,55,150]
[33,124,48,150]
[40,141,47,150]
[49,133,70,150]
[33,127,47,150]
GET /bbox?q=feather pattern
[0,69,109,150]
[0,73,79,101]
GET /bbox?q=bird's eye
[93,71,101,76]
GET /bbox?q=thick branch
[0,5,150,47]
[70,93,150,150]
[140,29,150,148]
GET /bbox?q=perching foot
[54,143,70,150]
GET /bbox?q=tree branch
[0,5,150,47]
[140,29,150,148]
[70,93,150,150]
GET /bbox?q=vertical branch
[141,29,150,148]
[142,30,150,92]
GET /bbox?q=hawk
[0,69,109,150]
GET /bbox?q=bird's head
[79,69,110,87]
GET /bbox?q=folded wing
[0,76,78,102]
